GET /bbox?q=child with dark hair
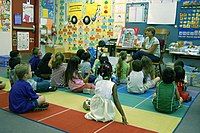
[8,51,52,92]
[116,51,130,84]
[141,56,155,83]
[84,62,127,124]
[29,47,42,72]
[174,66,191,102]
[153,67,183,114]
[76,48,85,61]
[65,56,95,93]
[9,50,21,70]
[48,52,67,87]
[8,50,21,85]
[9,64,48,114]
[80,52,92,78]
[127,60,160,94]
[92,53,109,76]
[174,60,184,68]
[174,60,187,84]
[35,52,52,80]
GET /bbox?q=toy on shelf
[169,41,200,54]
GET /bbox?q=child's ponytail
[117,57,123,78]
[117,51,127,78]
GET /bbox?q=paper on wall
[40,18,47,25]
[114,4,126,13]
[23,3,34,23]
[128,6,145,22]
[147,2,177,24]
[42,9,49,18]
[17,32,29,50]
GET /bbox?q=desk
[116,46,141,54]
[170,51,200,61]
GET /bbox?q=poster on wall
[23,3,34,23]
[0,0,11,32]
[178,1,200,39]
[126,3,148,22]
[14,13,22,25]
[17,32,29,50]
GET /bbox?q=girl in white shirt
[127,60,160,94]
[84,62,128,124]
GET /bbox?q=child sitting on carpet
[174,60,187,84]
[48,52,67,87]
[79,52,92,78]
[35,52,52,80]
[141,56,155,83]
[92,53,109,76]
[29,47,42,73]
[8,50,52,92]
[8,50,21,86]
[84,62,128,124]
[152,67,183,114]
[116,51,130,84]
[65,56,95,93]
[9,64,49,114]
[127,60,160,94]
[174,66,191,102]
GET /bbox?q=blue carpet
[117,84,199,107]
[117,84,155,98]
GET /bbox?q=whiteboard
[0,32,12,55]
[147,2,177,24]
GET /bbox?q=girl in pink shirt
[65,56,95,93]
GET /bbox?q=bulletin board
[178,1,200,40]
[126,3,148,23]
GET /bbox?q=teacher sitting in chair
[128,26,160,63]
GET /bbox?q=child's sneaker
[83,98,91,111]
[0,81,6,90]
[49,86,57,92]
[33,102,49,111]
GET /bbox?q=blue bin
[0,55,10,67]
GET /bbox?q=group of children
[6,46,191,124]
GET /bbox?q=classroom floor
[0,51,200,133]
[0,74,200,133]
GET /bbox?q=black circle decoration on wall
[83,16,91,25]
[71,16,78,24]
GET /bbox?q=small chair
[153,28,170,76]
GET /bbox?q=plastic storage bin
[0,55,10,67]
